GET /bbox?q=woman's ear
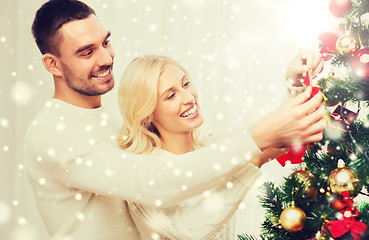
[146,115,154,124]
[42,53,63,77]
[143,115,154,128]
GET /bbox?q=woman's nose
[182,90,195,104]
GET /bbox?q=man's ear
[42,53,63,77]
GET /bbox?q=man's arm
[25,122,262,208]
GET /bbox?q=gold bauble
[328,71,340,81]
[280,205,306,232]
[291,164,318,199]
[328,160,361,197]
[336,34,357,55]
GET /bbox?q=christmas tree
[240,0,369,239]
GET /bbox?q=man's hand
[286,49,324,86]
[249,86,327,151]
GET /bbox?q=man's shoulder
[26,100,67,129]
[24,99,81,140]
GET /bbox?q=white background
[0,0,338,239]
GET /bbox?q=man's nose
[97,47,114,66]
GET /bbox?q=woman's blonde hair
[117,55,201,154]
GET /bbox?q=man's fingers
[312,52,324,77]
[299,90,323,113]
[303,105,326,126]
[303,130,325,143]
[305,52,314,69]
[312,60,324,78]
[289,86,312,106]
[303,118,327,138]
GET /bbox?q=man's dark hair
[32,0,95,56]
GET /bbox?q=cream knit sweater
[24,99,262,239]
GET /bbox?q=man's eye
[103,40,110,47]
[81,50,93,57]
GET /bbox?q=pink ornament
[329,0,353,18]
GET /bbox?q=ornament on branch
[291,163,318,199]
[330,191,355,211]
[328,71,340,81]
[336,34,357,55]
[319,28,345,60]
[328,0,353,18]
[351,48,369,81]
[328,105,359,133]
[327,159,361,198]
[279,204,306,232]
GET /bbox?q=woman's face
[152,63,204,138]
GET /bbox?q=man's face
[57,14,114,96]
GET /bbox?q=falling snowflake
[76,212,85,221]
[17,217,27,226]
[11,82,32,105]
[3,146,9,152]
[155,199,162,207]
[216,113,224,120]
[75,193,82,201]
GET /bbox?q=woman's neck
[161,132,194,155]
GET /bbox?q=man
[25,0,326,239]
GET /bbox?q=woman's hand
[249,86,327,151]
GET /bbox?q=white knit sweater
[24,99,262,239]
[128,150,261,240]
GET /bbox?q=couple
[24,0,326,239]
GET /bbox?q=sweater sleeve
[24,107,262,208]
[127,162,262,240]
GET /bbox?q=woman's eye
[167,92,176,100]
[183,81,190,87]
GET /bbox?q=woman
[117,55,288,239]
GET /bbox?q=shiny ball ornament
[336,34,357,55]
[328,71,340,81]
[328,160,361,198]
[351,48,369,81]
[329,0,353,18]
[291,164,318,199]
[280,205,306,232]
[330,198,351,211]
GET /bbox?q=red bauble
[329,0,353,18]
[351,48,369,81]
[319,28,345,60]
